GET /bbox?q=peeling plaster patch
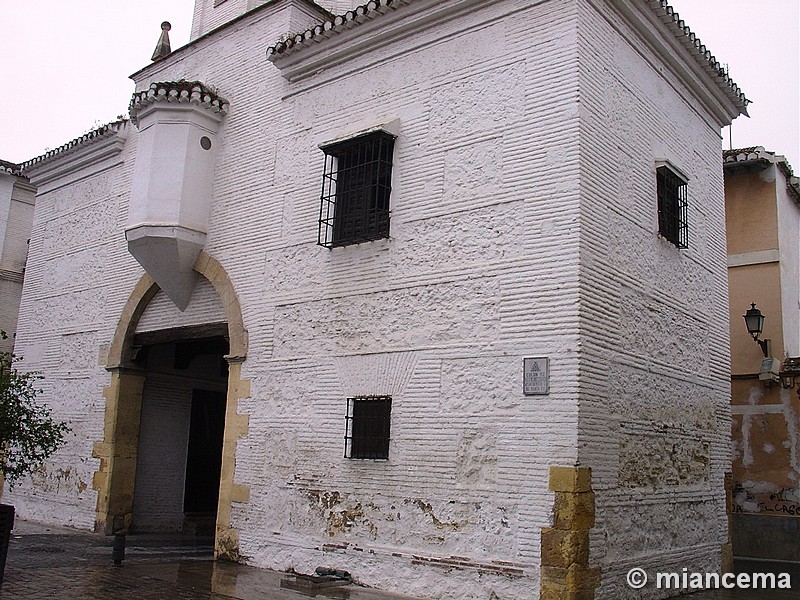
[747,386,764,405]
[601,501,718,560]
[740,411,754,467]
[409,499,468,532]
[286,489,517,557]
[306,490,378,539]
[456,430,498,487]
[619,435,710,488]
[763,443,775,454]
[29,460,94,500]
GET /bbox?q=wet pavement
[0,520,797,599]
[0,520,418,599]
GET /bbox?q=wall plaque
[523,357,549,395]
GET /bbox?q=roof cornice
[21,121,129,190]
[0,159,23,177]
[724,147,800,204]
[269,0,749,121]
[645,0,748,115]
[129,81,229,126]
[267,0,487,81]
[602,0,748,124]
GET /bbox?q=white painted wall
[190,0,329,41]
[776,167,800,357]
[137,280,226,333]
[577,1,731,596]
[7,138,137,528]
[10,0,736,598]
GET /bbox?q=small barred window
[319,131,395,248]
[656,164,688,248]
[345,396,392,459]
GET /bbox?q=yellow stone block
[231,483,250,503]
[541,528,589,568]
[553,491,596,530]
[721,543,733,574]
[540,577,567,600]
[565,564,601,592]
[549,466,592,493]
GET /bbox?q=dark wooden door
[183,389,226,514]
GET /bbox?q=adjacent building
[724,147,800,581]
[0,160,35,355]
[6,1,749,598]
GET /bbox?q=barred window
[656,164,688,248]
[319,131,395,248]
[345,396,391,459]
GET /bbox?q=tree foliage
[0,332,69,487]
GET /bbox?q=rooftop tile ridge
[0,159,23,176]
[267,0,411,58]
[20,119,128,172]
[129,80,230,126]
[653,0,749,113]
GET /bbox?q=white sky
[0,0,798,168]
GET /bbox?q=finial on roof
[151,21,172,62]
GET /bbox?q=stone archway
[91,251,250,560]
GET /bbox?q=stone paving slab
[1,520,798,599]
[0,520,419,600]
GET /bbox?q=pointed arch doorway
[91,252,250,560]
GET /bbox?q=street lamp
[779,356,800,389]
[743,303,770,357]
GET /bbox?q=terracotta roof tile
[723,147,800,202]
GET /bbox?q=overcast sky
[0,0,797,169]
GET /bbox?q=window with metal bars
[656,164,688,248]
[319,131,395,248]
[344,396,391,459]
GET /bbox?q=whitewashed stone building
[8,0,749,598]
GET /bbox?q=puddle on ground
[280,573,352,598]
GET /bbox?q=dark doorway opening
[184,389,226,517]
[131,330,228,542]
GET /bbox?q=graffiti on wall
[732,484,799,516]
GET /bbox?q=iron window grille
[656,164,688,248]
[345,395,392,459]
[319,130,395,248]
